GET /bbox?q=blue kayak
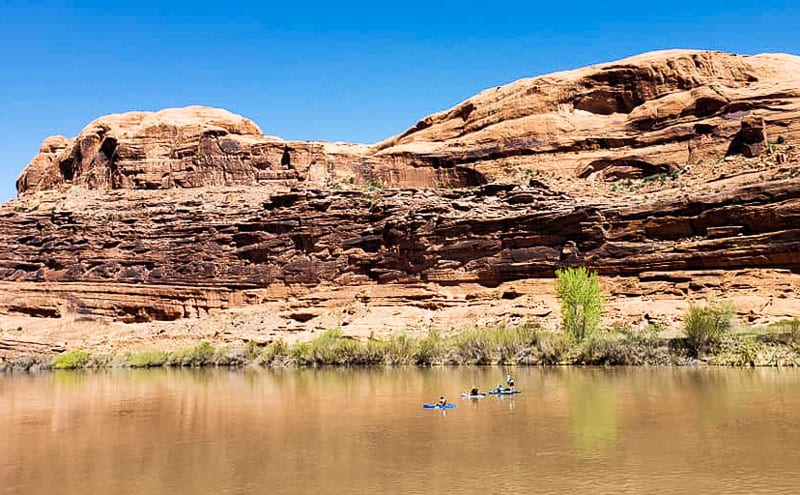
[488,389,521,395]
[423,403,456,409]
[461,393,486,399]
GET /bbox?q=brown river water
[2,367,799,494]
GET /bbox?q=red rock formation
[3,49,800,356]
[726,116,769,158]
[17,50,800,196]
[371,50,800,190]
[15,106,487,193]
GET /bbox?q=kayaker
[470,387,479,396]
[437,396,447,406]
[506,374,515,390]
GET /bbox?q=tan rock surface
[3,49,800,358]
[375,50,800,192]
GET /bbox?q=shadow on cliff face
[350,160,488,189]
[577,159,675,181]
[443,166,487,188]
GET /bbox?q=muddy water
[2,367,799,494]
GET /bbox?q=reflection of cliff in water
[568,370,618,455]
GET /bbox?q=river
[2,367,799,494]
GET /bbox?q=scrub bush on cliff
[415,328,445,365]
[555,267,605,342]
[448,325,541,364]
[683,301,735,355]
[52,349,90,369]
[769,318,800,346]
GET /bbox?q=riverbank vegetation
[2,270,799,372]
[3,317,800,372]
[555,266,604,342]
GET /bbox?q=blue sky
[1,0,799,202]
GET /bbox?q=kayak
[423,403,456,409]
[461,393,486,399]
[488,389,521,395]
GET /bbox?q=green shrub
[763,319,800,349]
[261,339,290,365]
[492,324,540,363]
[449,326,496,364]
[772,318,800,343]
[359,337,386,364]
[555,266,605,342]
[384,333,417,365]
[447,325,541,364]
[334,337,368,365]
[245,340,262,360]
[170,342,216,367]
[128,349,169,368]
[416,328,444,365]
[573,329,673,366]
[52,349,90,369]
[684,301,735,355]
[710,336,760,366]
[290,329,367,366]
[290,341,311,364]
[87,353,114,368]
[532,332,571,364]
[575,333,628,365]
[303,328,347,364]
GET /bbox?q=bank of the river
[2,323,800,372]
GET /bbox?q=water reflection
[1,367,800,494]
[567,370,618,455]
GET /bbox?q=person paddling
[437,396,448,407]
[506,374,515,390]
[470,387,480,396]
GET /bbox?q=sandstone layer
[2,49,800,357]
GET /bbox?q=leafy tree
[555,266,605,342]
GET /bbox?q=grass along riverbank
[2,318,800,372]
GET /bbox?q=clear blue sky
[1,0,799,202]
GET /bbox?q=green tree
[555,266,605,342]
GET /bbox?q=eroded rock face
[374,50,800,183]
[4,49,800,346]
[3,173,800,322]
[17,50,800,196]
[727,116,769,158]
[15,107,488,193]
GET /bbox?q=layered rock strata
[3,169,799,321]
[2,49,800,356]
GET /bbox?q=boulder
[727,116,769,158]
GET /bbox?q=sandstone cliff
[2,50,800,357]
